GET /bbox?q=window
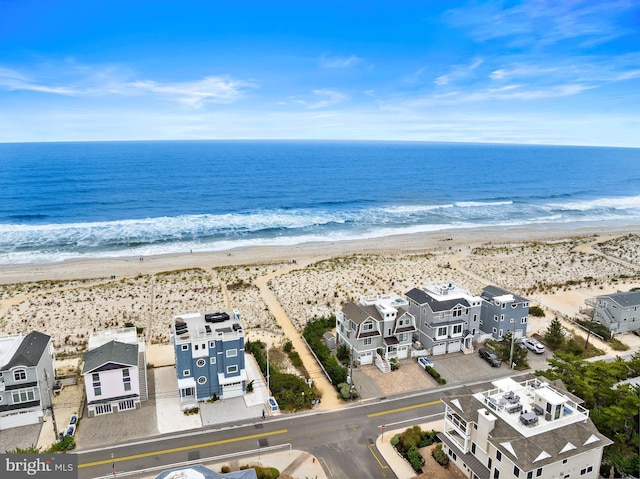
[195,344,199,351]
[226,349,238,358]
[13,369,26,381]
[493,469,500,478]
[536,468,543,477]
[473,314,477,322]
[493,327,497,333]
[437,326,447,337]
[494,315,498,322]
[512,303,517,308]
[453,324,463,334]
[471,443,476,454]
[181,344,189,351]
[363,338,372,346]
[92,373,100,383]
[92,372,101,396]
[510,318,514,323]
[119,399,135,411]
[196,358,206,367]
[501,303,506,309]
[527,472,533,479]
[12,388,35,403]
[123,368,131,391]
[580,466,593,475]
[182,369,191,376]
[496,450,502,461]
[362,322,373,331]
[499,329,503,337]
[227,365,238,374]
[197,376,207,385]
[563,459,568,464]
[209,341,215,348]
[95,404,112,415]
[514,466,520,477]
[93,387,102,396]
[521,317,527,324]
[453,308,462,317]
[210,357,216,365]
[500,314,505,321]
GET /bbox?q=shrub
[283,341,293,353]
[431,443,449,466]
[425,365,446,384]
[529,305,545,317]
[220,466,231,473]
[407,446,424,471]
[390,434,401,447]
[610,338,630,351]
[288,351,303,368]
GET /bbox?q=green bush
[610,338,630,351]
[283,340,293,353]
[425,365,446,384]
[431,443,449,466]
[390,434,401,447]
[407,446,424,471]
[303,316,348,388]
[288,351,303,368]
[529,305,545,317]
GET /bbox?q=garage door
[222,381,244,399]
[432,343,447,355]
[447,341,461,353]
[359,351,373,365]
[397,346,408,359]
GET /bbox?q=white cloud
[0,64,255,107]
[320,55,363,68]
[292,89,347,109]
[434,58,483,86]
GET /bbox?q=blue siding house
[171,310,246,409]
[480,285,530,340]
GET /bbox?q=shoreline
[1,223,639,285]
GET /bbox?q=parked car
[417,356,433,370]
[66,425,76,437]
[515,341,528,351]
[521,338,545,354]
[69,413,78,425]
[479,347,502,367]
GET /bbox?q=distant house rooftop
[172,310,243,344]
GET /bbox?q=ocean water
[0,140,639,265]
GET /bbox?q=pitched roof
[3,331,51,369]
[82,340,138,374]
[481,285,529,303]
[405,287,470,312]
[603,290,640,307]
[156,464,257,479]
[341,302,381,325]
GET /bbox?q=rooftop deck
[172,310,243,344]
[474,377,589,438]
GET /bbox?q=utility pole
[266,347,270,392]
[349,346,354,400]
[509,319,516,369]
[43,369,58,438]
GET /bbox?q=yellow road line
[367,399,441,417]
[368,444,388,469]
[78,429,288,468]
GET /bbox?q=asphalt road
[75,374,525,479]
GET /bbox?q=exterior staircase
[138,343,148,401]
[375,353,391,373]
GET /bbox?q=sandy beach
[1,225,640,361]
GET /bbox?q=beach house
[480,285,530,340]
[440,377,611,479]
[585,290,640,334]
[81,328,148,417]
[0,331,55,429]
[405,284,482,355]
[335,293,417,371]
[171,310,246,409]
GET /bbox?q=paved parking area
[351,347,551,400]
[0,423,42,452]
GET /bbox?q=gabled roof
[481,285,529,303]
[82,340,138,374]
[3,331,51,370]
[601,290,640,308]
[341,302,382,325]
[405,287,470,312]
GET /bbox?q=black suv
[479,347,502,367]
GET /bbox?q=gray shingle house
[0,331,55,429]
[336,294,416,371]
[440,377,611,479]
[171,310,246,409]
[586,290,640,334]
[405,284,482,355]
[480,285,530,340]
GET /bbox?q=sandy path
[253,260,342,410]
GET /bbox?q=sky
[1,0,639,146]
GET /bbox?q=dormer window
[362,322,374,331]
[14,369,26,381]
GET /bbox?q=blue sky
[1,1,639,146]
